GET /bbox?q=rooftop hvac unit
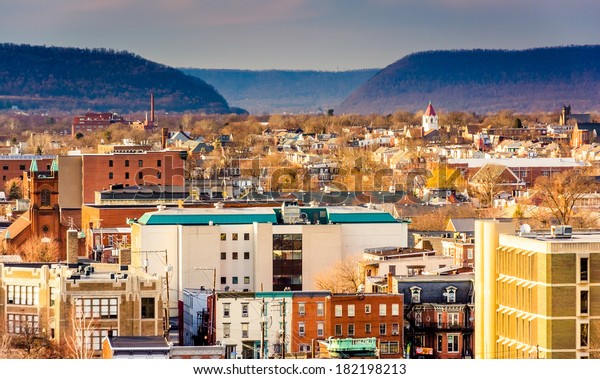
[551,225,572,239]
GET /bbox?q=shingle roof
[395,275,474,305]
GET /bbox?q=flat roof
[137,205,400,226]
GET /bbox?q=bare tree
[314,257,364,293]
[17,236,60,262]
[64,309,98,359]
[533,170,596,226]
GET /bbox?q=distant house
[571,122,600,148]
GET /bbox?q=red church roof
[424,102,436,116]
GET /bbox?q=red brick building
[291,292,404,359]
[0,155,55,192]
[71,112,124,136]
[59,150,186,205]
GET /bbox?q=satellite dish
[520,224,531,234]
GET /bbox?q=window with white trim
[448,312,459,327]
[448,334,459,353]
[335,305,342,317]
[299,343,311,352]
[379,304,387,316]
[365,304,371,314]
[242,303,249,318]
[335,324,342,336]
[365,323,371,334]
[317,322,324,337]
[391,303,399,316]
[298,303,305,316]
[298,322,305,336]
[223,323,231,338]
[410,287,421,303]
[242,323,249,338]
[317,302,324,316]
[223,303,230,318]
[380,341,399,355]
[348,324,355,336]
[348,304,355,317]
[445,286,457,303]
[391,323,399,335]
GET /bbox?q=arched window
[41,189,51,207]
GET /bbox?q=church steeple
[422,101,439,133]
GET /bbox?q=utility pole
[282,298,286,359]
[260,297,266,359]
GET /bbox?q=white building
[130,202,409,316]
[422,102,439,133]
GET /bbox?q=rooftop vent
[551,225,572,239]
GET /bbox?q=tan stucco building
[475,220,600,359]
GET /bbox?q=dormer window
[410,286,422,304]
[445,286,457,303]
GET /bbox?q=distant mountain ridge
[340,45,600,114]
[181,68,379,114]
[0,43,236,114]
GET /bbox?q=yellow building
[0,261,165,356]
[475,220,600,359]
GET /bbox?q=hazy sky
[1,0,599,70]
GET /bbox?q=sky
[1,0,599,71]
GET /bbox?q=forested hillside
[340,46,600,114]
[0,43,236,114]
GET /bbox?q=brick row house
[205,291,404,359]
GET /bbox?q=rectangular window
[581,290,589,314]
[241,323,249,338]
[299,322,305,336]
[220,233,226,241]
[141,298,155,319]
[365,323,372,334]
[391,304,399,316]
[220,277,226,285]
[50,287,57,306]
[467,248,474,260]
[125,160,129,167]
[108,172,113,179]
[244,251,250,260]
[138,160,143,167]
[449,312,459,326]
[244,276,250,285]
[299,303,305,316]
[221,252,226,260]
[581,323,589,347]
[335,305,342,317]
[232,252,238,260]
[391,323,399,335]
[138,172,143,180]
[448,334,459,353]
[348,304,355,317]
[157,160,161,167]
[6,314,39,334]
[7,285,39,305]
[437,335,443,352]
[232,233,238,241]
[232,277,238,284]
[317,322,324,337]
[380,341,399,355]
[244,233,250,240]
[317,302,324,316]
[365,304,371,314]
[335,324,342,336]
[75,298,118,319]
[299,344,311,353]
[19,164,25,170]
[379,323,386,335]
[109,160,113,167]
[242,303,249,318]
[125,172,129,179]
[437,313,443,328]
[223,303,230,318]
[348,324,355,336]
[581,257,589,281]
[223,323,231,338]
[379,304,387,316]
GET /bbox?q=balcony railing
[411,321,473,331]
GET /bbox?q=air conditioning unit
[551,225,573,238]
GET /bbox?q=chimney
[161,128,168,150]
[387,272,393,294]
[66,229,78,264]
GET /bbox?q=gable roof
[446,218,476,233]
